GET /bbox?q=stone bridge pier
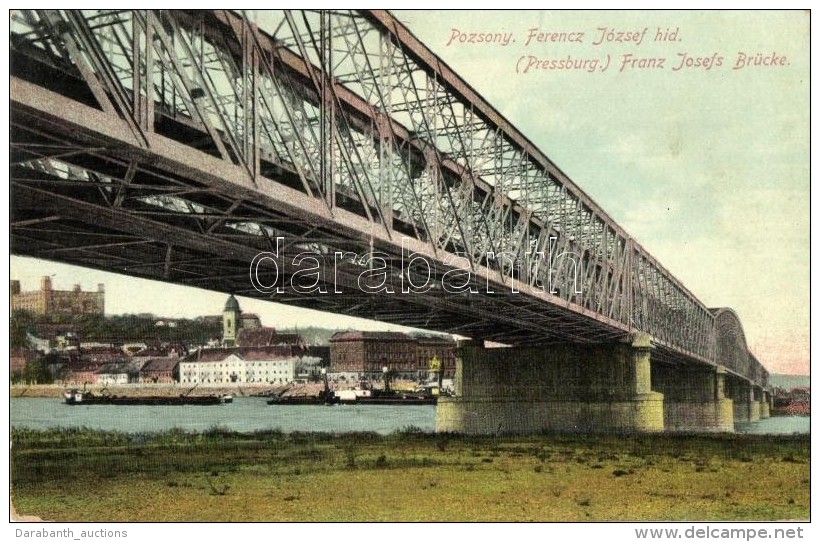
[759,388,772,419]
[436,334,665,434]
[434,334,774,434]
[651,364,734,432]
[725,377,761,424]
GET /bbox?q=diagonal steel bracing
[9,9,767,387]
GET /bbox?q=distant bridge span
[10,9,768,403]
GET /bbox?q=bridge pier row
[651,365,734,432]
[435,334,664,434]
[726,378,760,424]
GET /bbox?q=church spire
[222,294,241,347]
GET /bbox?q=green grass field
[11,428,810,522]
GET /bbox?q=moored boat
[266,392,338,405]
[63,388,232,406]
[266,368,338,405]
[335,388,437,405]
[266,387,437,406]
[265,369,438,406]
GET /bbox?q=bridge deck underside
[11,90,627,348]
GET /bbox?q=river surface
[10,397,436,434]
[734,415,810,435]
[9,397,810,435]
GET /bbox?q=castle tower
[40,276,52,315]
[222,294,241,347]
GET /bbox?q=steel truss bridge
[9,9,768,387]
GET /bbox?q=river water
[734,415,810,435]
[10,397,436,434]
[9,397,810,435]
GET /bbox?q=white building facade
[179,353,310,386]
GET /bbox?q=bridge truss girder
[9,9,767,386]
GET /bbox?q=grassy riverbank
[11,428,809,522]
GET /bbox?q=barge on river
[266,388,437,406]
[266,369,438,406]
[64,388,232,406]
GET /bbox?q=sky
[390,10,810,375]
[7,10,810,374]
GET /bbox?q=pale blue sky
[394,10,809,374]
[8,10,810,373]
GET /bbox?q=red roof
[330,331,412,342]
[133,346,184,358]
[182,345,305,364]
[183,348,239,363]
[241,346,302,361]
[141,358,180,373]
[238,327,304,347]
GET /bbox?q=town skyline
[9,251,810,377]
